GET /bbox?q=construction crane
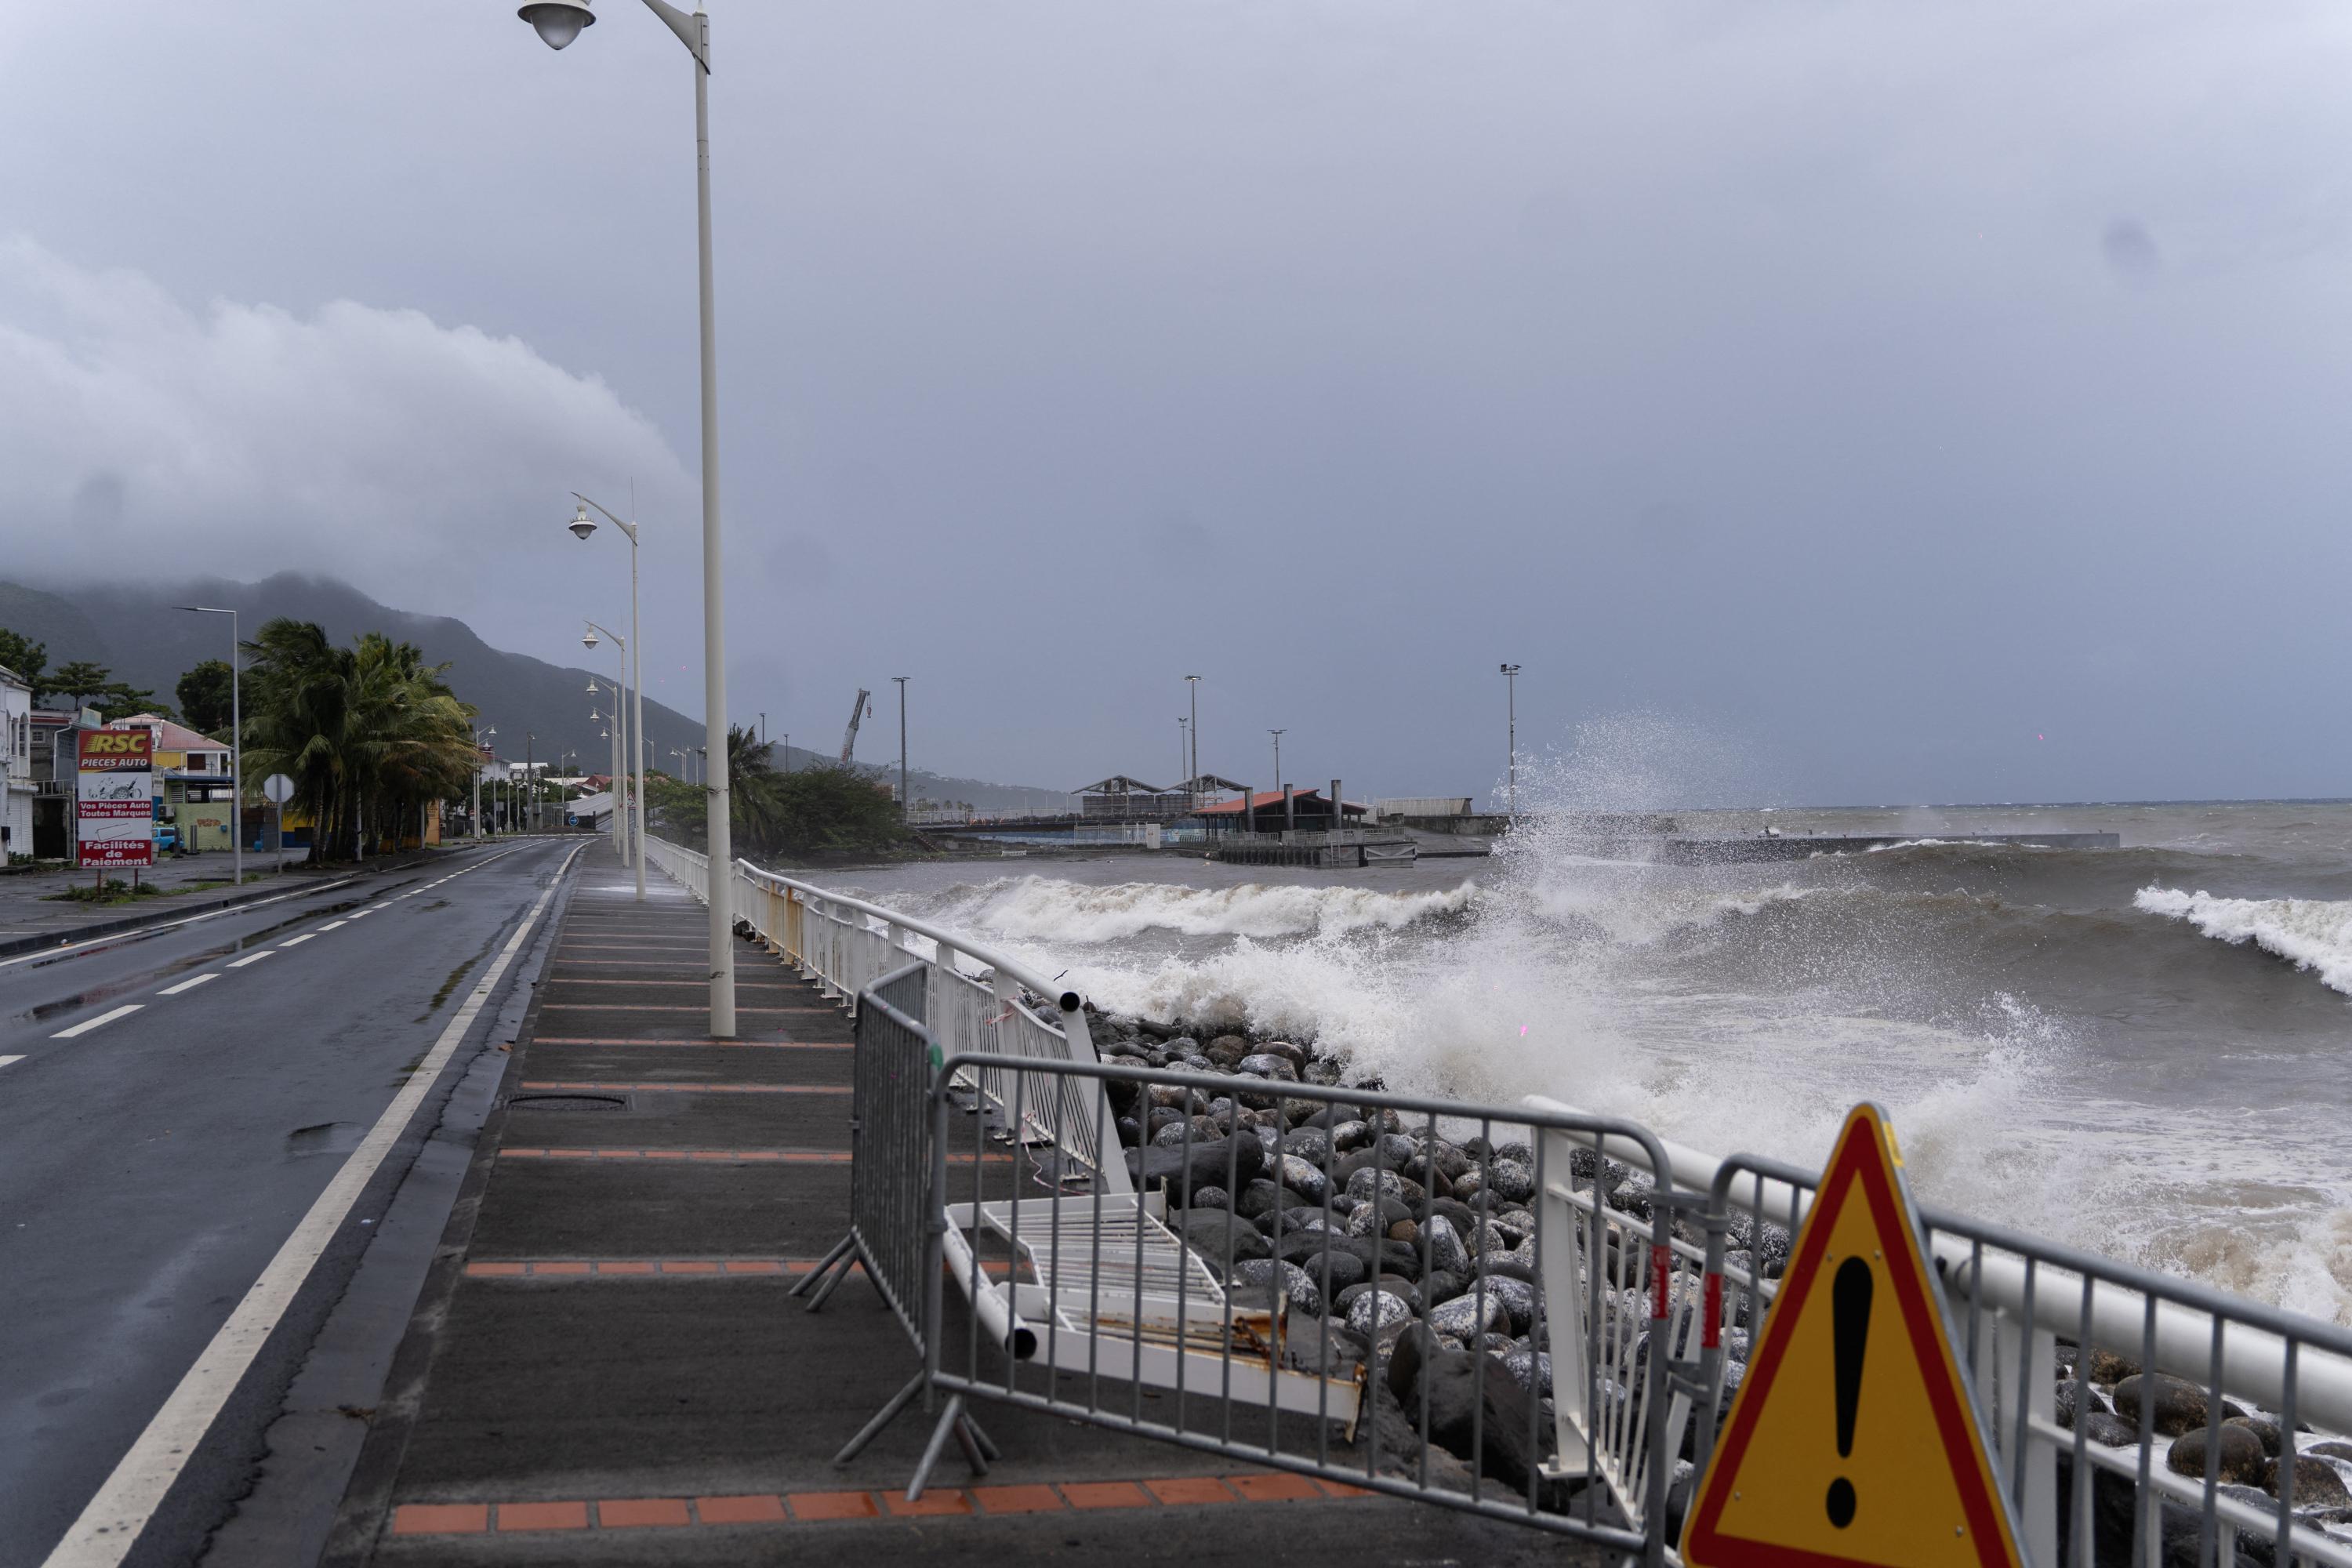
[840,688,871,763]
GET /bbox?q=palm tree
[240,619,478,864]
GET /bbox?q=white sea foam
[2135,885,2352,995]
[910,875,1477,945]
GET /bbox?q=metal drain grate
[506,1093,630,1112]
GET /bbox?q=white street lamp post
[521,0,734,1034]
[1500,662,1521,818]
[591,687,625,858]
[583,619,641,898]
[1269,728,1285,792]
[474,726,496,839]
[892,676,909,814]
[178,607,240,883]
[572,496,648,902]
[1185,673,1200,806]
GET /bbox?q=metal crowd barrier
[641,835,1130,1197]
[1530,1097,2352,1568]
[903,1040,1686,1563]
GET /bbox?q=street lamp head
[583,629,600,650]
[519,2,596,50]
[568,503,597,541]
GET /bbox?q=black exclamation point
[1826,1256,1872,1529]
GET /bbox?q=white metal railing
[641,836,1131,1197]
[1530,1096,2352,1568]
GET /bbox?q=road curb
[318,845,589,1568]
[0,843,502,960]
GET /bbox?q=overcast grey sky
[5,1,2349,805]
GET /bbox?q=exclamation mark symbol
[1826,1256,1872,1529]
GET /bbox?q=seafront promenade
[326,844,1583,1565]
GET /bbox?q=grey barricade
[796,962,1007,1482]
[1686,1150,2352,1568]
[913,1049,1689,1564]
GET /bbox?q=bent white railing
[642,836,1131,1198]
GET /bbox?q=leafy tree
[0,628,46,702]
[176,659,236,738]
[49,659,163,722]
[644,724,906,859]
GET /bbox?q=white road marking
[318,921,347,931]
[0,878,358,971]
[51,1004,144,1039]
[226,951,274,969]
[0,1054,25,1069]
[156,974,219,996]
[42,841,582,1568]
[280,934,315,946]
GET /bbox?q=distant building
[1191,788,1368,834]
[107,713,238,852]
[0,665,31,858]
[1073,775,1190,821]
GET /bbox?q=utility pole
[1178,717,1188,797]
[525,731,536,832]
[782,732,789,773]
[1500,663,1521,818]
[892,676,909,814]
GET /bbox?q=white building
[1,665,31,858]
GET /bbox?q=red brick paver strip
[598,1497,691,1527]
[1228,1472,1324,1501]
[379,1475,1377,1534]
[391,1503,488,1535]
[496,1500,590,1531]
[520,1080,852,1094]
[531,1037,849,1049]
[1145,1476,1240,1506]
[696,1494,789,1523]
[787,1491,880,1521]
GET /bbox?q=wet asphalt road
[0,839,579,1567]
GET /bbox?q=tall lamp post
[1184,674,1201,806]
[1178,717,1188,797]
[177,607,241,883]
[892,676,909,814]
[520,0,734,1035]
[591,685,626,859]
[474,726,496,838]
[1500,662,1521,818]
[1269,728,1286,791]
[583,618,643,899]
[570,495,648,902]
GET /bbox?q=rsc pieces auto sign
[77,728,157,868]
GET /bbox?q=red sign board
[78,728,156,868]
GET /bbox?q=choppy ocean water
[831,798,2352,1325]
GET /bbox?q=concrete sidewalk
[325,845,1583,1565]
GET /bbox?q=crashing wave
[2134,886,2352,996]
[912,874,1479,944]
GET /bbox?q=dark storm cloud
[4,1,2350,805]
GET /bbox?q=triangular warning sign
[1682,1103,2024,1568]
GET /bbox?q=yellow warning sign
[1682,1103,2024,1568]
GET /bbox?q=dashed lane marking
[51,1004,145,1039]
[226,950,276,969]
[0,1055,24,1069]
[280,934,318,946]
[155,974,220,996]
[318,920,348,931]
